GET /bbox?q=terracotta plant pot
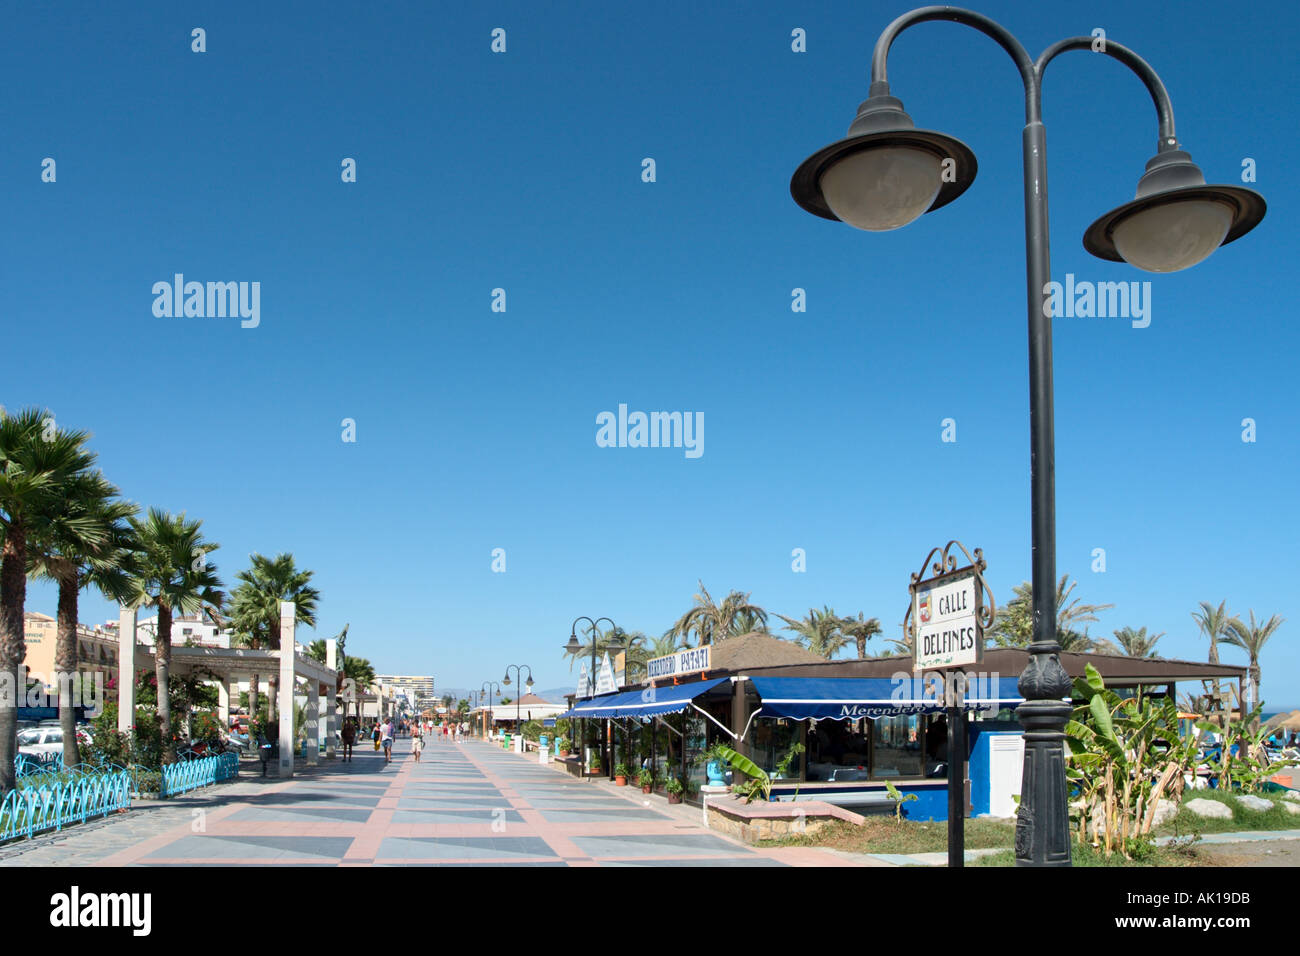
[667,793,682,804]
[615,775,627,786]
[641,785,652,794]
[559,750,570,758]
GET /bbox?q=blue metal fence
[0,767,132,842]
[159,752,240,797]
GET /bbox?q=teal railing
[159,752,239,797]
[1,766,132,842]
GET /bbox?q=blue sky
[5,1,1297,706]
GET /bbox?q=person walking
[412,727,425,763]
[372,721,382,751]
[341,719,356,762]
[381,718,394,764]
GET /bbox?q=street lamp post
[502,665,534,747]
[789,6,1264,866]
[481,681,500,740]
[563,617,623,778]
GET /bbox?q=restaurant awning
[558,677,731,720]
[749,676,1025,721]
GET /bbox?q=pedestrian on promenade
[381,719,394,764]
[372,722,382,751]
[341,720,356,762]
[412,728,424,763]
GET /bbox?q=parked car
[17,726,91,756]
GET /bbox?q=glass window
[17,729,41,745]
[871,715,923,779]
[748,718,803,779]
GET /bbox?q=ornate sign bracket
[901,539,996,664]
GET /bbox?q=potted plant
[695,741,733,788]
[558,737,570,759]
[614,762,630,786]
[589,754,603,776]
[637,767,654,793]
[665,776,685,804]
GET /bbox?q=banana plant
[716,745,772,803]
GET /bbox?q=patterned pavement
[1,738,853,867]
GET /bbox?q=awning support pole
[691,703,738,740]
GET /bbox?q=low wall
[705,796,864,844]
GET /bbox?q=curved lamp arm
[869,5,1036,111]
[1035,37,1178,151]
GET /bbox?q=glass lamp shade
[1111,199,1234,273]
[818,146,944,231]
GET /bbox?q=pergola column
[325,639,338,759]
[117,606,137,734]
[277,601,295,778]
[305,685,320,767]
[217,677,231,728]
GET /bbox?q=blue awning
[750,676,1025,721]
[557,677,731,720]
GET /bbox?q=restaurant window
[748,718,803,779]
[871,714,924,779]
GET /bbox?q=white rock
[1150,799,1179,828]
[1236,794,1274,813]
[1284,790,1300,802]
[1185,798,1234,819]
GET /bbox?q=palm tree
[0,407,98,792]
[1111,626,1164,659]
[990,575,1113,647]
[340,656,375,719]
[28,468,137,768]
[665,582,767,647]
[777,607,850,659]
[1190,600,1236,666]
[226,553,319,726]
[1223,610,1284,712]
[841,612,883,658]
[123,508,223,763]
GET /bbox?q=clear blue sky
[5,1,1297,707]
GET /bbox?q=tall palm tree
[1111,626,1164,659]
[777,606,850,659]
[0,407,98,793]
[731,607,769,636]
[1191,600,1236,666]
[226,553,319,726]
[1223,610,1284,712]
[990,575,1113,647]
[665,582,767,647]
[28,468,137,768]
[841,612,883,658]
[123,508,223,763]
[340,656,375,720]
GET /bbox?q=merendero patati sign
[646,645,711,680]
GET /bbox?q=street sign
[904,541,995,672]
[646,645,711,680]
[913,569,980,669]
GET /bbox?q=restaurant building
[561,632,1248,820]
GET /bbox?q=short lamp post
[789,6,1264,866]
[481,681,500,740]
[502,665,534,739]
[563,617,623,777]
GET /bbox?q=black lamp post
[481,681,500,740]
[790,6,1264,866]
[563,617,623,776]
[501,665,533,738]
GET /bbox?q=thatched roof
[708,631,826,670]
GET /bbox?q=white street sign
[913,569,981,670]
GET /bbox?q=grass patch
[972,840,1208,867]
[1157,789,1300,837]
[759,816,1015,855]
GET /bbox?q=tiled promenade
[0,738,854,867]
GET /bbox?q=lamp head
[791,89,977,231]
[1084,149,1265,272]
[563,634,582,655]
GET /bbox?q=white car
[17,726,90,757]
